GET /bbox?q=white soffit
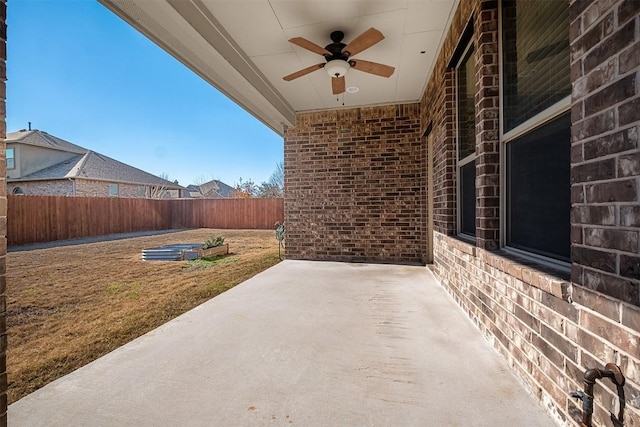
[99,0,458,136]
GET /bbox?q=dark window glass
[507,114,570,261]
[502,0,570,132]
[457,45,475,160]
[460,160,476,237]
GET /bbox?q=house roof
[98,0,458,135]
[187,180,235,198]
[6,129,87,154]
[8,130,183,189]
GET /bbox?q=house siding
[284,104,426,263]
[284,0,639,425]
[7,144,77,179]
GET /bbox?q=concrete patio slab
[9,260,557,426]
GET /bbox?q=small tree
[257,161,284,198]
[147,172,173,199]
[234,177,258,198]
[147,185,168,199]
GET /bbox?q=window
[502,0,571,133]
[137,186,146,197]
[108,183,119,197]
[6,148,14,169]
[507,114,570,261]
[501,0,571,263]
[12,187,24,195]
[457,42,476,237]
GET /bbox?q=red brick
[583,126,638,160]
[581,311,639,355]
[584,73,636,116]
[621,205,640,227]
[585,178,637,203]
[583,269,640,304]
[619,0,640,24]
[619,152,640,177]
[572,286,621,321]
[620,97,640,126]
[620,41,640,74]
[584,20,635,73]
[584,227,639,252]
[571,158,615,183]
[620,254,640,280]
[572,205,615,225]
[572,246,617,273]
[622,304,640,333]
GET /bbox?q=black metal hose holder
[275,221,285,260]
[570,363,626,427]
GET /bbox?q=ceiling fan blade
[332,76,345,95]
[283,63,324,81]
[350,59,395,78]
[288,37,331,56]
[342,28,384,57]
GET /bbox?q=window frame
[6,147,15,170]
[455,39,477,240]
[108,183,119,197]
[498,0,571,271]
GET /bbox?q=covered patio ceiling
[98,0,458,135]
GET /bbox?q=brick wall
[0,1,6,424]
[284,104,425,263]
[76,180,136,198]
[570,0,640,305]
[434,233,639,426]
[423,0,640,425]
[8,181,73,196]
[473,1,500,251]
[8,180,178,199]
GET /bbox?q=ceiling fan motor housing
[324,30,348,61]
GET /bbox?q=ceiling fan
[283,28,395,95]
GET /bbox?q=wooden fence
[7,195,284,246]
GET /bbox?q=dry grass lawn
[6,229,281,404]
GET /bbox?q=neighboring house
[185,180,235,198]
[6,129,184,198]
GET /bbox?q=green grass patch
[106,282,142,299]
[182,255,238,271]
[106,283,123,294]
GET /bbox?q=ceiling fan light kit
[283,27,395,96]
[325,59,350,78]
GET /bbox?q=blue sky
[6,0,284,187]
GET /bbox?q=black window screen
[507,114,570,261]
[502,0,570,132]
[460,160,476,237]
